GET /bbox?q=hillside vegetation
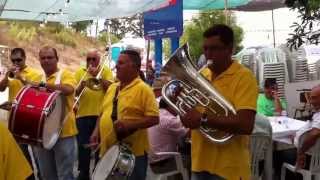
[0,21,105,72]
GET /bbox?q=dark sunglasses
[11,58,23,63]
[87,57,96,62]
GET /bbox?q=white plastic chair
[250,134,273,180]
[281,134,320,180]
[151,152,189,180]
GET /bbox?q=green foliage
[163,39,171,61]
[54,29,76,47]
[181,10,244,61]
[42,23,66,34]
[106,13,144,39]
[97,32,120,44]
[8,22,37,42]
[285,0,320,49]
[71,20,92,33]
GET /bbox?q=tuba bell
[161,43,236,144]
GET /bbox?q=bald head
[310,85,320,110]
[86,49,100,68]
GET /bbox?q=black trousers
[76,116,98,180]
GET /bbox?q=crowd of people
[0,24,320,180]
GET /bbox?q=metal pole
[272,10,276,48]
[224,0,228,24]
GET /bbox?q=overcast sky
[235,8,300,47]
[89,8,301,48]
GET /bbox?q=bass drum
[92,144,135,180]
[9,86,66,149]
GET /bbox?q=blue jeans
[76,116,98,180]
[192,171,225,180]
[33,136,78,180]
[129,154,148,180]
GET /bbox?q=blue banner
[143,0,183,40]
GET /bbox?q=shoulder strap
[111,86,120,122]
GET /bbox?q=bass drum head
[92,145,120,180]
[42,93,65,149]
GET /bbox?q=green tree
[71,20,92,33]
[181,10,244,61]
[123,13,144,37]
[285,0,320,49]
[106,13,144,39]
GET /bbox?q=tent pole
[224,0,228,24]
[0,0,7,16]
[272,9,276,47]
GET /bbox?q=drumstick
[88,128,116,157]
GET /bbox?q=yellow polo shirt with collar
[0,122,32,180]
[74,66,113,118]
[192,61,258,180]
[46,69,78,137]
[8,66,42,102]
[99,77,159,157]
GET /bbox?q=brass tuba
[161,43,236,144]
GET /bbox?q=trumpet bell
[161,43,236,144]
[86,78,102,91]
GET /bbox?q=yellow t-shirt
[99,77,159,157]
[0,122,32,180]
[192,61,258,180]
[8,66,42,102]
[74,66,113,118]
[46,69,78,137]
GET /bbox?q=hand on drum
[180,108,202,129]
[89,129,100,150]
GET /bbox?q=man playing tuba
[180,24,258,180]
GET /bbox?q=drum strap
[111,86,119,122]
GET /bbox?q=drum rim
[92,145,121,179]
[42,91,64,149]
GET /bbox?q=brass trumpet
[85,66,104,91]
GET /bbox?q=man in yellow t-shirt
[92,50,159,180]
[0,122,33,180]
[32,46,78,180]
[179,25,258,180]
[74,49,113,179]
[0,47,42,180]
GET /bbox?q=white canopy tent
[0,0,288,22]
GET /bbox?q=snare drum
[92,144,135,180]
[9,86,65,149]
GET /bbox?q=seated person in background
[0,122,33,180]
[148,98,188,179]
[295,85,320,169]
[257,78,287,116]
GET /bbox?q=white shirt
[294,112,320,147]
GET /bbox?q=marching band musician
[179,25,258,180]
[74,49,113,180]
[0,122,33,180]
[90,49,159,180]
[32,46,78,180]
[0,47,42,180]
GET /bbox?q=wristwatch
[200,114,208,125]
